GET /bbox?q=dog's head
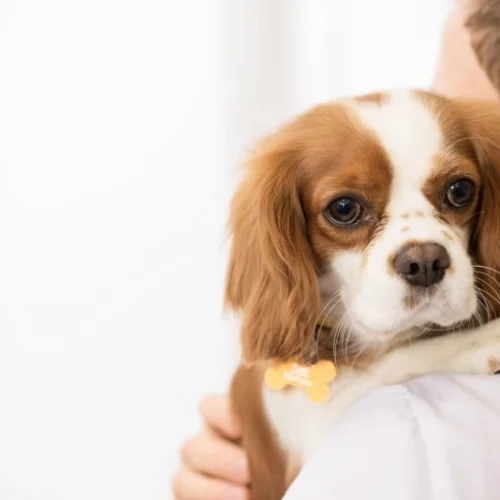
[225,91,500,363]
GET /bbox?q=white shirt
[285,374,500,500]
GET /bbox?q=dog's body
[226,90,500,499]
[232,321,500,498]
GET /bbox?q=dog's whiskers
[314,291,343,359]
[333,313,348,366]
[474,274,500,315]
[342,319,354,363]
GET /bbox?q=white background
[0,1,450,499]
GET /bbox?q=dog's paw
[457,337,500,375]
[488,357,500,374]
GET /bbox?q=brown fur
[302,150,392,263]
[230,365,286,500]
[421,155,481,227]
[354,92,387,105]
[224,130,320,363]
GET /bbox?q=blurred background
[0,0,451,498]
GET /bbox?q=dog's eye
[324,197,363,226]
[445,179,475,208]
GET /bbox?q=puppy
[225,90,500,499]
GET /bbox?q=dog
[225,90,500,499]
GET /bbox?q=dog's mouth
[345,286,474,342]
[404,283,441,310]
[346,314,470,353]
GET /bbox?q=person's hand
[173,394,251,500]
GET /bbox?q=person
[173,394,250,500]
[172,1,500,498]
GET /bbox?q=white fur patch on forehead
[351,91,443,188]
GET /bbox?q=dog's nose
[393,243,451,287]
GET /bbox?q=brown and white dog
[226,90,500,499]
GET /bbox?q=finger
[199,394,242,440]
[181,428,250,485]
[172,466,249,500]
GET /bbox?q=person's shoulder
[285,374,500,500]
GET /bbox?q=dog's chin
[417,288,478,328]
[345,315,461,355]
[345,313,421,348]
[345,294,478,349]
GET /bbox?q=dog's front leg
[373,317,500,385]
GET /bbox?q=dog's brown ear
[225,133,319,363]
[456,100,500,315]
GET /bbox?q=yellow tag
[264,360,337,403]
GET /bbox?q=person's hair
[467,0,500,94]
